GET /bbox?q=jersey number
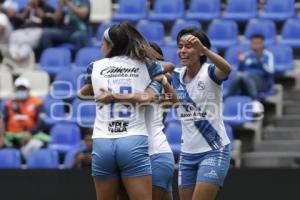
[110,86,132,119]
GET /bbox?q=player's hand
[95,89,114,104]
[153,74,165,82]
[185,35,207,54]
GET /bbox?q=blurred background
[1,0,300,199]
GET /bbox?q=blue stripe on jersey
[85,62,94,84]
[172,71,223,150]
[147,61,164,79]
[148,81,163,94]
[208,65,227,85]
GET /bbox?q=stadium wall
[0,169,299,200]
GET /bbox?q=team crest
[197,81,205,90]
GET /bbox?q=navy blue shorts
[92,135,151,179]
[150,153,175,192]
[178,144,231,188]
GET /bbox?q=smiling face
[101,36,112,57]
[177,34,203,68]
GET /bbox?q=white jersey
[172,63,230,154]
[86,56,163,139]
[145,103,172,156]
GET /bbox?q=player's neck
[184,65,200,82]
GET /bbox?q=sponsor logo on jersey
[100,66,140,78]
[108,120,129,133]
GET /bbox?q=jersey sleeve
[147,81,163,95]
[147,61,164,79]
[208,65,227,85]
[84,63,93,85]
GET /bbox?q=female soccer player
[79,22,164,200]
[173,28,232,200]
[97,42,177,200]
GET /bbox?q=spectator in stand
[3,77,49,158]
[1,0,55,75]
[225,34,274,112]
[71,130,92,168]
[40,0,90,54]
[1,0,22,29]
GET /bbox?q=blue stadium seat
[280,19,300,48]
[47,0,57,8]
[223,95,254,126]
[223,0,257,21]
[0,149,21,169]
[243,19,276,45]
[224,44,251,70]
[39,48,71,76]
[185,0,220,21]
[223,70,238,97]
[27,149,59,169]
[71,99,96,127]
[112,0,147,22]
[169,20,202,45]
[260,0,295,21]
[267,44,294,74]
[137,20,165,46]
[42,95,65,127]
[50,69,82,100]
[15,0,28,11]
[94,21,116,46]
[161,44,180,66]
[48,122,81,153]
[75,47,102,70]
[164,121,182,157]
[207,19,238,49]
[148,0,184,22]
[64,148,80,169]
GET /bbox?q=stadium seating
[161,44,180,67]
[50,69,81,100]
[136,20,165,46]
[148,0,184,22]
[27,149,60,169]
[223,95,263,142]
[0,69,14,99]
[267,44,294,74]
[207,19,238,49]
[224,44,251,70]
[20,70,50,98]
[243,19,276,45]
[42,95,66,127]
[94,21,117,46]
[164,121,182,157]
[71,99,96,127]
[260,0,295,22]
[280,19,300,48]
[169,20,202,45]
[223,0,257,21]
[75,47,102,70]
[39,48,72,76]
[47,0,57,8]
[185,0,220,21]
[63,148,81,169]
[0,149,21,169]
[112,0,147,22]
[15,0,28,11]
[48,122,81,153]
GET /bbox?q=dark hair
[250,34,265,40]
[176,28,211,65]
[149,42,164,60]
[105,22,163,62]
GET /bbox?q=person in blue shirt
[225,34,274,100]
